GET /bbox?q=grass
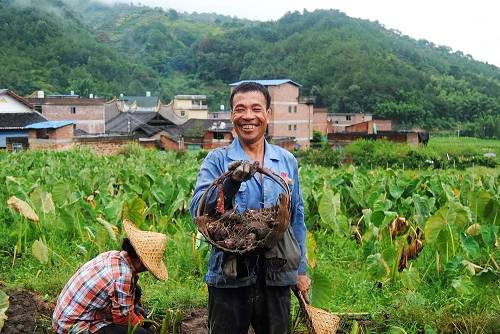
[428,136,500,157]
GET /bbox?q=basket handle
[196,162,290,218]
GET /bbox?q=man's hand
[296,274,311,295]
[228,161,258,183]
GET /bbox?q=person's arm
[290,158,311,292]
[189,155,255,217]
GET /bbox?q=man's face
[231,90,270,146]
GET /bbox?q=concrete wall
[328,113,372,133]
[38,105,105,134]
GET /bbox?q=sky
[101,0,500,68]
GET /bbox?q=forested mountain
[1,0,499,137]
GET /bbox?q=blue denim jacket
[189,138,307,288]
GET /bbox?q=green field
[0,146,498,333]
[428,136,500,157]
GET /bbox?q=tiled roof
[0,112,47,129]
[117,96,158,109]
[229,79,301,87]
[26,97,107,106]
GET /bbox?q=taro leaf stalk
[7,196,40,260]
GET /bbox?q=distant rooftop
[117,95,158,109]
[174,95,206,100]
[229,79,301,87]
[25,121,74,129]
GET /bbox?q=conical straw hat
[123,219,168,281]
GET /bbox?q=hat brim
[123,220,168,281]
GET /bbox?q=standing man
[52,220,168,334]
[190,82,310,334]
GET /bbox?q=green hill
[0,0,499,137]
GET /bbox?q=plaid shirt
[52,250,143,334]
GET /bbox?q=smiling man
[190,82,310,334]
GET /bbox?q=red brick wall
[160,135,181,151]
[374,120,392,131]
[268,83,312,147]
[40,105,105,134]
[346,121,370,133]
[47,125,74,140]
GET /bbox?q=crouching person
[52,220,168,334]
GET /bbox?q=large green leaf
[388,326,407,334]
[30,187,55,214]
[0,290,8,331]
[310,271,333,308]
[122,196,147,224]
[318,189,337,228]
[425,203,470,245]
[400,267,420,290]
[413,194,435,227]
[52,182,72,207]
[468,191,492,222]
[32,239,49,264]
[425,206,448,245]
[481,224,498,247]
[459,233,481,260]
[367,253,390,281]
[389,180,405,200]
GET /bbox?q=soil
[1,288,53,334]
[0,288,247,334]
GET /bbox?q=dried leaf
[7,196,39,222]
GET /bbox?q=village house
[26,91,106,134]
[159,119,234,151]
[172,95,208,119]
[229,79,314,148]
[0,89,47,150]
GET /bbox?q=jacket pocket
[264,225,300,273]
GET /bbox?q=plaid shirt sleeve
[110,256,144,326]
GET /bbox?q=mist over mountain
[1,0,499,136]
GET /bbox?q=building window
[288,124,292,131]
[34,105,42,113]
[294,106,297,113]
[288,106,292,113]
[213,132,224,140]
[180,110,185,116]
[293,124,297,131]
[70,106,76,114]
[346,115,352,121]
[12,143,24,151]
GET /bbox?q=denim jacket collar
[226,138,280,164]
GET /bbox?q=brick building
[27,91,106,134]
[229,79,314,148]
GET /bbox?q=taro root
[224,238,236,249]
[195,163,291,254]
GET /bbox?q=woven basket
[296,291,340,334]
[195,162,291,255]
